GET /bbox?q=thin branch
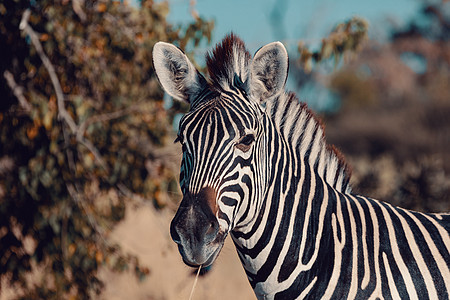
[3,70,32,112]
[189,0,199,20]
[117,183,150,206]
[62,123,77,173]
[78,138,109,170]
[20,10,77,133]
[72,0,87,23]
[66,182,109,244]
[76,104,141,141]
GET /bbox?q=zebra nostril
[170,222,181,244]
[205,220,219,241]
[206,222,214,233]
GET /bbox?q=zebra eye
[240,134,255,145]
[236,134,255,152]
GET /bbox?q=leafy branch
[298,17,368,72]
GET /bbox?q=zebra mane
[267,92,352,193]
[205,34,352,193]
[206,33,251,91]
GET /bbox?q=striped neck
[266,92,352,194]
[231,102,337,294]
[231,92,352,294]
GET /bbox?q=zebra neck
[231,142,338,295]
[231,94,353,295]
[266,92,351,194]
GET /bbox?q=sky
[155,0,422,54]
[140,0,424,115]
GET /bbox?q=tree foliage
[297,17,368,73]
[0,0,213,298]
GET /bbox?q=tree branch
[3,70,32,112]
[20,10,77,132]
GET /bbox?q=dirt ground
[0,203,255,300]
[100,204,256,300]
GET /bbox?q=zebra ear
[153,42,207,103]
[249,41,288,104]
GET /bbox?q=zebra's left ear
[249,42,288,104]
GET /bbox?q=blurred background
[0,0,448,299]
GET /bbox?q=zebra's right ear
[153,42,207,103]
[249,41,288,105]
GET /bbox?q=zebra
[152,34,450,299]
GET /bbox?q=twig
[189,0,199,20]
[72,0,87,22]
[76,104,141,141]
[66,182,109,244]
[61,200,71,265]
[189,266,202,300]
[3,70,32,112]
[117,183,158,211]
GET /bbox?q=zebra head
[153,35,288,267]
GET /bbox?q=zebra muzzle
[170,187,225,267]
